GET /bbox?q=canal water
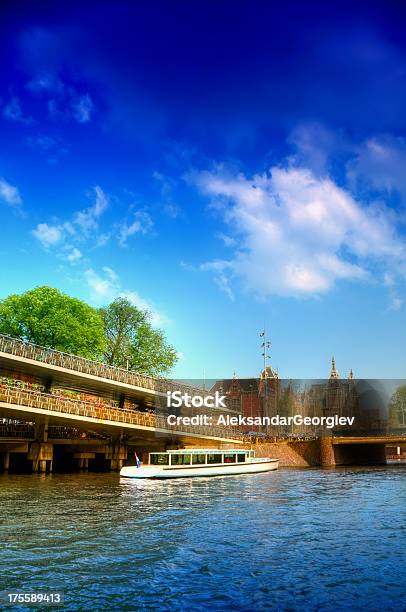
[0,466,405,611]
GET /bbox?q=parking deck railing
[0,384,241,440]
[0,333,203,397]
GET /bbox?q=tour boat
[120,448,279,479]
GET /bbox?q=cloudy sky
[1,1,406,378]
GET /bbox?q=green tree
[99,297,178,375]
[389,385,406,428]
[0,286,106,359]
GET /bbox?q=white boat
[120,448,279,479]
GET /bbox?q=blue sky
[1,1,406,378]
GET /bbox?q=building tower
[330,356,339,380]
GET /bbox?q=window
[207,453,223,464]
[230,398,241,412]
[150,454,169,465]
[237,454,246,463]
[223,453,236,463]
[192,454,206,465]
[171,454,191,465]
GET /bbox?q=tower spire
[330,356,339,379]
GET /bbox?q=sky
[1,0,406,379]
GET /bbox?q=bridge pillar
[3,451,10,472]
[28,443,53,473]
[320,436,336,467]
[34,422,49,442]
[74,453,95,470]
[106,444,127,471]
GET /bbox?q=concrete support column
[74,453,95,471]
[3,452,10,472]
[28,442,53,473]
[107,444,127,471]
[34,422,49,442]
[320,436,336,467]
[110,458,124,471]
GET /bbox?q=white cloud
[216,232,237,247]
[33,186,109,254]
[200,260,235,301]
[119,211,153,245]
[72,94,93,123]
[2,96,32,124]
[347,134,406,200]
[32,223,62,247]
[120,290,164,326]
[153,170,181,218]
[389,297,403,311]
[26,73,65,95]
[65,247,82,263]
[164,203,180,218]
[95,233,110,247]
[0,179,22,207]
[32,185,153,259]
[84,268,166,325]
[74,186,109,235]
[85,268,119,303]
[26,73,94,124]
[194,165,404,298]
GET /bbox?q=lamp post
[260,328,271,434]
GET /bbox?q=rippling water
[1,467,405,611]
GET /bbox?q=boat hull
[120,459,279,479]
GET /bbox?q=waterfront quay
[0,333,405,473]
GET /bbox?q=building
[210,366,280,432]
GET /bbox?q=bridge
[0,334,242,473]
[1,334,405,472]
[320,435,406,466]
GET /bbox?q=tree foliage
[99,297,178,376]
[99,297,145,367]
[389,385,406,427]
[0,288,178,376]
[0,286,106,359]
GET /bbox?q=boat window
[192,453,206,465]
[223,453,237,463]
[171,454,191,465]
[237,454,245,463]
[207,453,223,464]
[150,453,169,465]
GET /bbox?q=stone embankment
[249,440,320,467]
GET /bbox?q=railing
[47,426,106,440]
[0,422,34,438]
[0,334,203,397]
[0,385,241,440]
